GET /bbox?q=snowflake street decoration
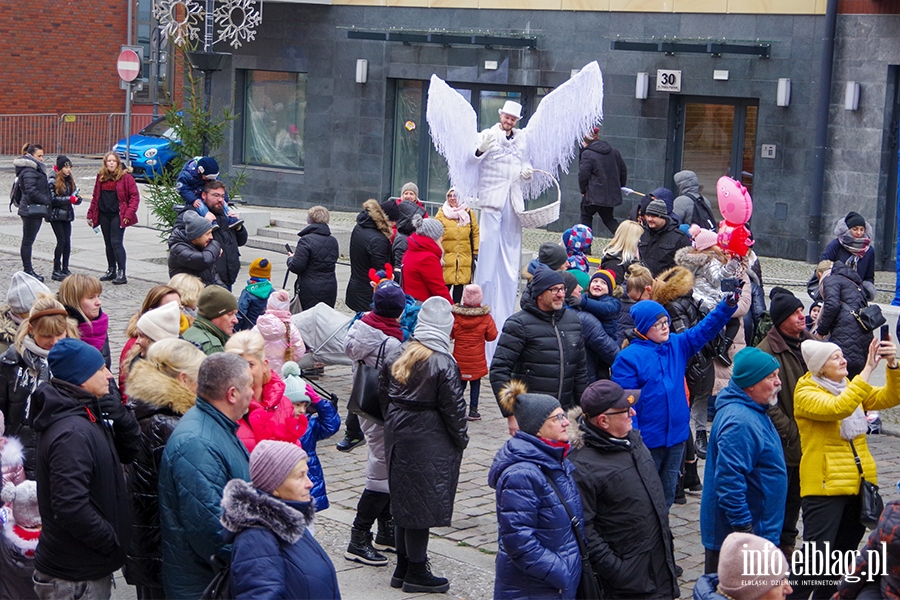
[154,0,204,47]
[215,0,263,48]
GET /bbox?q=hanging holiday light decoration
[153,0,204,47]
[214,0,263,48]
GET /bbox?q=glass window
[392,81,424,195]
[244,71,307,170]
[135,0,173,103]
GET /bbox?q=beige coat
[436,208,479,286]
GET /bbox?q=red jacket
[401,233,452,303]
[236,371,307,454]
[87,173,140,227]
[451,305,498,380]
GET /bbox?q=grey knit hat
[644,198,668,218]
[414,215,444,241]
[499,380,562,436]
[401,182,419,197]
[538,242,567,270]
[414,296,453,353]
[184,210,214,241]
[2,480,40,529]
[250,440,308,494]
[7,271,50,315]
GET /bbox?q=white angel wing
[521,61,604,200]
[426,75,480,204]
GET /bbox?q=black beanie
[770,290,804,328]
[56,155,72,170]
[561,271,578,298]
[768,286,793,300]
[845,212,866,229]
[538,243,567,271]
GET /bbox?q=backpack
[753,311,774,347]
[686,192,716,231]
[8,176,22,211]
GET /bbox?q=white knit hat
[7,271,50,315]
[137,302,182,342]
[801,339,842,376]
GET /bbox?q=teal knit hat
[281,361,311,403]
[732,347,780,389]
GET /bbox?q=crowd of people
[2,132,899,600]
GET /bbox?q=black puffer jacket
[568,415,680,600]
[122,361,196,589]
[48,173,81,222]
[214,215,248,289]
[346,200,393,313]
[638,219,691,277]
[817,261,872,375]
[0,344,50,479]
[490,289,588,412]
[380,344,468,529]
[578,140,627,208]
[287,222,339,310]
[13,155,50,218]
[167,220,224,287]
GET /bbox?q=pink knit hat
[249,440,308,494]
[461,284,483,307]
[717,533,789,600]
[689,224,719,251]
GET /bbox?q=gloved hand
[732,523,753,534]
[521,166,533,180]
[476,131,495,154]
[565,294,580,308]
[70,195,79,204]
[305,383,322,404]
[725,280,744,308]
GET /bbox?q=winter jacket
[48,173,81,222]
[794,367,900,498]
[236,278,273,331]
[221,479,341,600]
[756,327,812,467]
[566,305,619,382]
[401,233,453,303]
[31,377,141,581]
[183,315,230,355]
[822,233,875,286]
[87,173,140,226]
[599,250,637,289]
[578,140,627,208]
[0,519,38,599]
[391,201,426,281]
[166,226,224,287]
[253,312,305,375]
[436,208,479,286]
[817,261,872,375]
[672,170,715,228]
[158,397,251,600]
[176,158,229,207]
[616,296,636,348]
[692,574,728,600]
[346,200,393,313]
[700,381,787,551]
[298,393,341,511]
[380,343,468,528]
[577,293,620,340]
[344,318,402,493]
[236,371,306,455]
[712,271,752,395]
[638,219,691,277]
[13,156,51,219]
[611,299,737,449]
[488,432,583,600]
[835,500,900,599]
[674,247,729,313]
[0,344,51,479]
[214,213,248,289]
[288,222,339,311]
[451,304,498,381]
[65,306,111,369]
[568,414,679,600]
[490,291,588,412]
[122,361,196,589]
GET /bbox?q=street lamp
[186,50,230,154]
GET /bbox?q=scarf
[412,330,451,355]
[811,375,869,440]
[22,336,49,359]
[361,312,404,341]
[539,437,571,458]
[838,229,871,259]
[441,201,470,227]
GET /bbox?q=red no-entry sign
[117,49,141,82]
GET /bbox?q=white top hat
[498,100,523,119]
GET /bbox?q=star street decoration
[153,0,204,47]
[214,0,263,48]
[155,0,263,49]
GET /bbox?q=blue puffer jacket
[158,398,251,600]
[700,381,787,551]
[488,432,583,600]
[176,157,229,206]
[612,299,736,449]
[299,396,342,510]
[221,479,341,600]
[693,573,728,599]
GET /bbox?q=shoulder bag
[541,470,601,600]
[850,304,886,333]
[347,338,388,425]
[200,555,232,600]
[850,439,884,529]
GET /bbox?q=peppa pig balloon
[717,221,754,257]
[716,176,752,225]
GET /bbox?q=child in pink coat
[252,289,305,374]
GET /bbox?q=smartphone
[285,243,292,254]
[720,278,738,293]
[881,324,890,341]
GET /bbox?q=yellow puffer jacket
[436,208,479,286]
[794,367,900,497]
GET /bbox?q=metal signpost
[118,46,144,167]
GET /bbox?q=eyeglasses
[545,413,567,424]
[652,319,670,331]
[207,192,226,199]
[547,285,566,296]
[604,408,632,416]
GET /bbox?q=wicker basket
[513,169,561,229]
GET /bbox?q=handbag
[200,555,231,600]
[851,304,886,333]
[289,276,303,314]
[541,470,601,600]
[27,203,49,219]
[850,440,884,529]
[347,339,388,425]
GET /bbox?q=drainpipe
[807,0,839,263]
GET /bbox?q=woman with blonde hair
[58,273,111,368]
[380,296,468,592]
[123,338,206,600]
[167,273,204,323]
[435,188,479,304]
[600,220,643,283]
[0,294,77,477]
[225,330,305,454]
[86,152,140,285]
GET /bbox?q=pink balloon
[716,176,752,225]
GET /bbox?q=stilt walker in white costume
[426,62,604,362]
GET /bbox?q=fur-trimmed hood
[125,359,196,415]
[451,304,491,317]
[567,407,585,449]
[675,246,722,273]
[360,199,392,239]
[652,266,695,306]
[12,157,40,171]
[220,478,314,544]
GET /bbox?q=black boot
[336,434,365,452]
[683,460,702,492]
[374,517,396,552]
[99,269,115,282]
[674,478,686,505]
[23,269,43,283]
[390,553,408,588]
[51,268,66,282]
[61,266,72,276]
[112,269,127,285]
[403,559,449,593]
[716,338,734,366]
[695,430,708,459]
[344,528,387,566]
